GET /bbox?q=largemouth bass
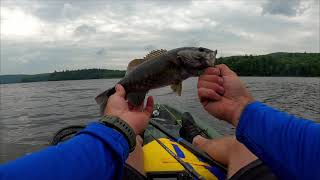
[95,47,217,114]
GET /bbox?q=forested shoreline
[1,52,319,84]
[22,69,126,83]
[0,69,126,84]
[217,52,319,76]
[47,69,125,81]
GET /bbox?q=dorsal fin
[144,49,167,60]
[126,49,167,75]
[126,59,145,74]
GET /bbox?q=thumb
[216,64,236,76]
[115,84,126,98]
[144,96,154,117]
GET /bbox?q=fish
[95,47,217,115]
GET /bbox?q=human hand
[197,64,254,126]
[105,84,154,134]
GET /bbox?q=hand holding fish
[105,84,154,134]
[198,64,254,126]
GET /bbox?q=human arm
[0,122,129,180]
[0,84,153,180]
[237,101,320,180]
[197,64,320,179]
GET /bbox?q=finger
[115,84,126,98]
[203,67,221,76]
[200,98,209,107]
[198,81,225,95]
[216,64,236,76]
[198,75,223,86]
[136,135,143,145]
[198,87,222,101]
[144,96,154,117]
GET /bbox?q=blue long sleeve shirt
[236,101,320,180]
[0,122,130,180]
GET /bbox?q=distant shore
[216,52,319,77]
[0,69,126,84]
[1,52,319,84]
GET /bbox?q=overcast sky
[1,0,319,75]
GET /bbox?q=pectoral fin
[170,82,182,96]
[127,91,147,106]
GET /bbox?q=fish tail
[95,87,116,115]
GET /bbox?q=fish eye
[195,56,202,60]
[198,47,205,52]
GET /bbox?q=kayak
[143,104,226,179]
[50,104,227,179]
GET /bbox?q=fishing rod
[149,119,227,172]
[146,130,204,180]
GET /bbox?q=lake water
[0,77,319,163]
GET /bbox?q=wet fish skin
[96,47,217,115]
[120,47,216,92]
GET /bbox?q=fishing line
[159,104,182,126]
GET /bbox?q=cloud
[74,24,97,37]
[143,45,157,52]
[262,0,308,16]
[96,48,107,56]
[0,0,319,74]
[0,7,43,38]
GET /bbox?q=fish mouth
[205,51,216,67]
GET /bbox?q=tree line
[216,52,319,76]
[2,52,318,84]
[48,69,125,81]
[21,69,126,83]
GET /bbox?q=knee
[193,135,209,148]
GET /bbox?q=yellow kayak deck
[143,138,224,179]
